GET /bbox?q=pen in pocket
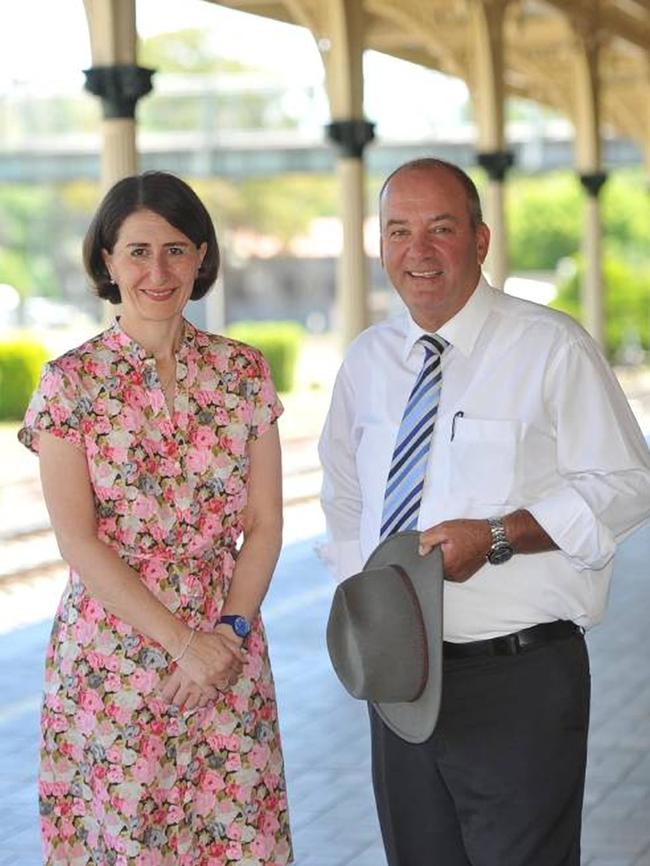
[451,410,464,441]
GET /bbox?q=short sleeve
[249,350,284,440]
[17,361,84,454]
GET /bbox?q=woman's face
[102,209,207,326]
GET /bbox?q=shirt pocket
[449,416,520,505]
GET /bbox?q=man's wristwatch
[218,614,251,639]
[487,517,514,565]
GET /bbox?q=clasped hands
[418,518,493,583]
[160,625,246,713]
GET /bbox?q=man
[318,158,650,866]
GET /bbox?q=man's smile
[407,269,443,278]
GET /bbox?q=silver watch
[487,517,514,565]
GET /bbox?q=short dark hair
[83,171,220,304]
[379,158,484,229]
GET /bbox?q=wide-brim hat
[326,530,443,744]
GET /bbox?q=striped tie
[380,334,447,539]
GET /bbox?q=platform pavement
[1,502,650,865]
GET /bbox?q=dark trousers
[370,632,590,866]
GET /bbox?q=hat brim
[363,530,443,744]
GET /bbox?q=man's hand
[418,510,557,582]
[418,519,492,582]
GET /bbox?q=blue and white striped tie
[380,334,447,539]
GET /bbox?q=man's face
[380,167,490,332]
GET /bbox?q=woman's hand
[159,668,217,711]
[176,629,246,691]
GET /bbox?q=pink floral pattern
[19,319,292,866]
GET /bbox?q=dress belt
[443,620,583,660]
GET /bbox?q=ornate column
[84,66,154,189]
[470,0,512,290]
[321,0,374,349]
[572,7,606,346]
[579,171,608,348]
[326,119,375,347]
[82,0,153,191]
[477,149,514,290]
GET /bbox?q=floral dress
[18,319,293,866]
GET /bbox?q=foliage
[601,169,650,265]
[138,29,252,75]
[552,253,650,359]
[138,30,300,132]
[506,167,650,274]
[0,182,98,303]
[235,175,339,247]
[507,172,582,271]
[225,321,305,393]
[0,337,48,420]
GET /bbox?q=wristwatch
[218,614,251,639]
[487,517,514,565]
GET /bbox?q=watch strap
[218,614,251,638]
[488,517,509,546]
[487,517,514,565]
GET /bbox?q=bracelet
[171,629,196,663]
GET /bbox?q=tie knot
[419,334,447,357]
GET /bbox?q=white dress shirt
[319,276,650,641]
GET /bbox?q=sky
[0,0,469,138]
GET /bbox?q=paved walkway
[1,514,650,865]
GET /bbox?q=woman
[19,171,293,866]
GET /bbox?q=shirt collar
[105,317,196,364]
[400,274,495,362]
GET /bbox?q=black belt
[443,620,583,660]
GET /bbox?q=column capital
[84,65,154,119]
[476,150,515,182]
[579,171,608,197]
[326,119,375,158]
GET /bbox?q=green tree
[236,175,338,247]
[601,168,650,264]
[0,181,99,305]
[139,29,250,75]
[552,253,650,359]
[507,172,582,271]
[137,29,300,132]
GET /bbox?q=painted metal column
[572,12,606,346]
[326,120,375,347]
[82,0,153,192]
[470,0,512,291]
[477,150,514,290]
[579,171,608,347]
[321,0,374,349]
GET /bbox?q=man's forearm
[502,508,558,555]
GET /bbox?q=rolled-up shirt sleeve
[527,335,650,571]
[318,365,364,582]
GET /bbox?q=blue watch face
[221,614,251,637]
[233,616,251,638]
